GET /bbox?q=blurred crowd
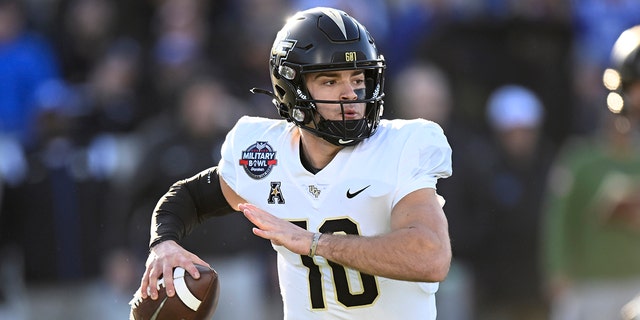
[1,0,640,319]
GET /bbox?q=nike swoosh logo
[346,185,370,198]
[150,296,168,320]
[338,139,354,144]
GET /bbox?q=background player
[542,24,640,320]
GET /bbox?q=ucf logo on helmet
[272,39,297,66]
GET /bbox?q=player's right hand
[139,240,211,300]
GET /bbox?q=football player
[138,7,453,319]
[543,24,640,320]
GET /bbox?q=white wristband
[308,233,322,257]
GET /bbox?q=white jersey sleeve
[390,119,452,207]
[218,116,452,320]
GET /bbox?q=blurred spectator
[486,85,547,167]
[390,62,475,320]
[218,0,294,117]
[0,0,61,148]
[439,84,554,320]
[0,77,131,319]
[149,0,212,111]
[389,62,453,124]
[472,84,554,320]
[0,16,141,315]
[73,37,146,145]
[542,25,640,320]
[55,0,118,83]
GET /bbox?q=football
[130,264,220,320]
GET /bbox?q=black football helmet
[603,25,640,114]
[255,7,385,146]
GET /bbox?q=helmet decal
[319,8,348,39]
[272,38,297,69]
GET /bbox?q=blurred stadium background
[1,0,639,319]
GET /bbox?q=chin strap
[316,118,369,146]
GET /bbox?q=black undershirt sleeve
[148,167,236,250]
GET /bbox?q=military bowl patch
[239,141,277,179]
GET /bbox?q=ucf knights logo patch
[239,141,278,179]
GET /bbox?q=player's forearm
[314,226,451,282]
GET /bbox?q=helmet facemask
[291,67,384,146]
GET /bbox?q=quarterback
[138,7,453,319]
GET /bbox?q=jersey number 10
[293,218,380,309]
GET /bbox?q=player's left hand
[239,203,315,255]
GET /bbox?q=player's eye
[352,78,365,89]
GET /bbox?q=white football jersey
[218,116,452,320]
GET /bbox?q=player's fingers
[189,255,211,275]
[147,266,161,300]
[240,203,267,218]
[238,203,254,211]
[163,263,176,297]
[183,260,202,280]
[242,205,268,229]
[139,267,151,299]
[252,227,284,248]
[252,226,268,239]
